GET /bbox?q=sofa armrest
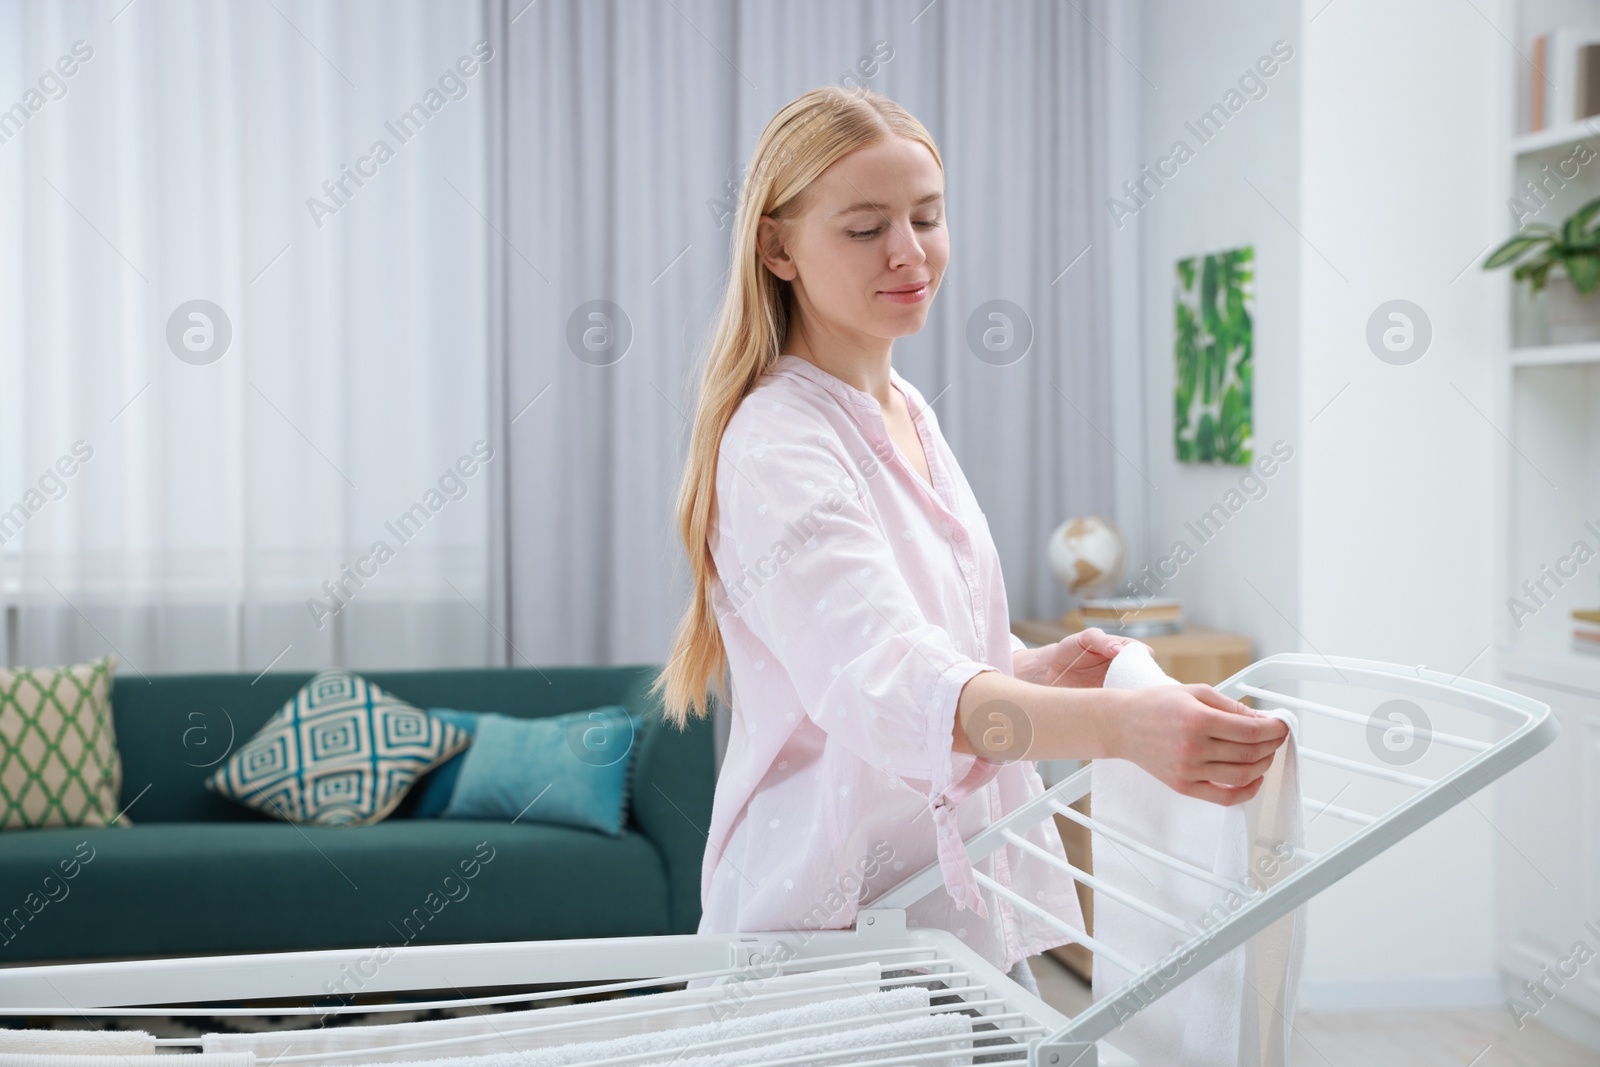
[621,670,716,934]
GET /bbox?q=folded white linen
[1091,644,1305,1067]
[201,962,885,1061]
[0,1033,156,1056]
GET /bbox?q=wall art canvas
[1174,246,1254,464]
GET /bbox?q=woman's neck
[786,337,894,404]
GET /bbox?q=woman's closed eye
[847,219,941,239]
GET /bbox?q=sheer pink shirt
[697,353,1085,973]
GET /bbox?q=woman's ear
[757,215,798,282]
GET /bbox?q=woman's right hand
[1107,684,1290,806]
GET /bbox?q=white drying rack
[0,653,1560,1067]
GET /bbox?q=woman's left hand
[1022,627,1153,689]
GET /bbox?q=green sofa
[0,665,715,965]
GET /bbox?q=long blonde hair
[651,86,945,728]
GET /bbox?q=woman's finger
[1203,708,1289,746]
[1199,752,1276,788]
[1183,776,1266,807]
[1082,627,1129,659]
[1186,683,1254,717]
[1199,735,1286,766]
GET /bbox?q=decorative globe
[1047,514,1129,598]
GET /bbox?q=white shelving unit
[1493,3,1600,1052]
[1511,119,1600,155]
[1510,341,1600,365]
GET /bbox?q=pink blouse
[697,353,1086,973]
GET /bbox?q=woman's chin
[874,307,932,337]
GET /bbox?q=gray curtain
[482,0,1114,668]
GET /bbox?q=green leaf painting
[1174,246,1254,465]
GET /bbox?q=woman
[654,87,1288,992]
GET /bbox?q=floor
[1026,953,1600,1066]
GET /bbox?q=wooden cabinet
[1011,614,1253,981]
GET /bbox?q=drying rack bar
[1301,796,1376,826]
[0,940,943,1012]
[998,829,1193,936]
[1296,745,1434,788]
[1235,683,1493,752]
[1051,799,1251,894]
[972,870,1145,978]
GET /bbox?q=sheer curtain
[482,0,1115,667]
[0,0,1114,679]
[0,0,493,675]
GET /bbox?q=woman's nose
[884,219,927,267]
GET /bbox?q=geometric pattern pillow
[0,655,127,830]
[205,668,471,827]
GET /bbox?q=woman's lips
[878,283,929,304]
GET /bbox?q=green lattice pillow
[0,656,127,830]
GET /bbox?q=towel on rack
[0,1033,156,1056]
[201,962,885,1061]
[1091,644,1306,1067]
[360,986,954,1067]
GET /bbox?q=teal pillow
[407,709,480,818]
[205,668,470,826]
[440,705,639,835]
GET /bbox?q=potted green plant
[1484,196,1600,345]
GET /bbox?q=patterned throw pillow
[0,656,126,830]
[206,668,470,826]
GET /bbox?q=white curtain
[0,0,494,675]
[483,0,1115,666]
[0,0,1114,677]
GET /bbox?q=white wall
[1126,0,1303,644]
[1124,0,1506,1010]
[1294,0,1505,1008]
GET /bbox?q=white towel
[202,962,885,1060]
[372,986,945,1067]
[0,1033,156,1056]
[1091,644,1306,1067]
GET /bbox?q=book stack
[1076,596,1183,637]
[1530,27,1600,131]
[1576,608,1600,657]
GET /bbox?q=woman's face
[758,136,948,345]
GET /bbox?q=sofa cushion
[408,709,481,818]
[0,656,125,830]
[205,669,471,826]
[441,707,637,835]
[0,820,672,964]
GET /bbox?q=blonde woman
[654,86,1288,991]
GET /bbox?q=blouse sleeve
[1009,631,1027,655]
[715,425,1006,916]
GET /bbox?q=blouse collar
[771,353,922,423]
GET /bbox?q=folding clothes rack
[0,653,1560,1067]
